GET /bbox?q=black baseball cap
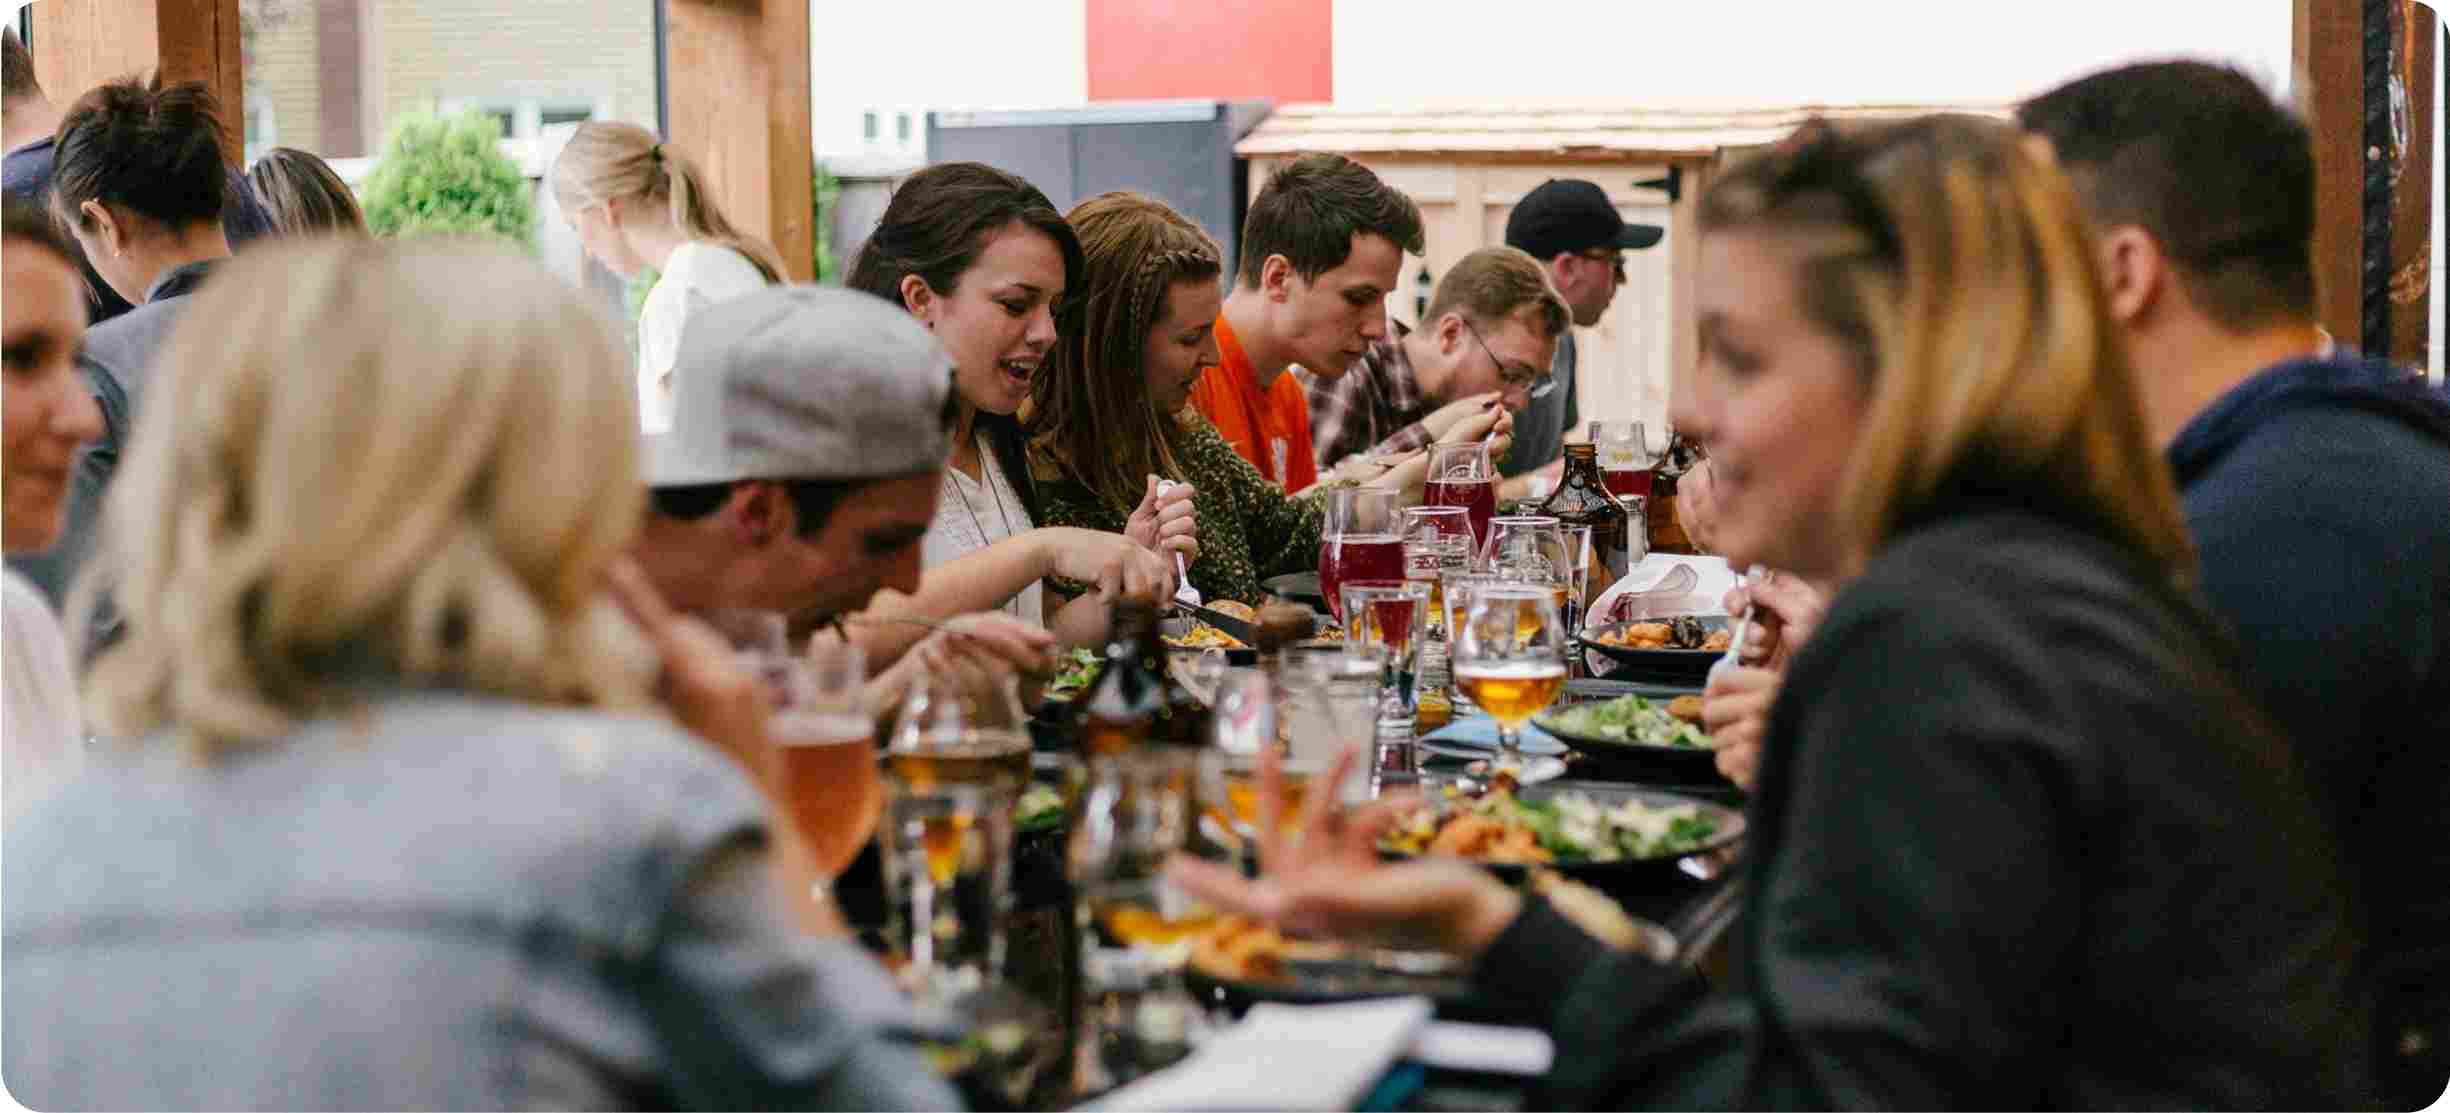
[1505,179,1664,260]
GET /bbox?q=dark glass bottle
[1078,600,1213,756]
[1539,442,1636,590]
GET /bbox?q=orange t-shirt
[1189,314,1321,492]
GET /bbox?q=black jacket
[1470,500,2370,1109]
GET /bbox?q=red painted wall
[1085,0,1333,102]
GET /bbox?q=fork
[1155,478,1202,609]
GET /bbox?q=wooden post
[2296,0,2437,361]
[29,0,242,164]
[664,0,815,281]
[2298,0,2366,349]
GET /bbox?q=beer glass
[1451,586,1567,768]
[770,642,883,884]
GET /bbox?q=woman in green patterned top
[1027,193,1334,607]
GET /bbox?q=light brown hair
[248,147,368,237]
[1421,245,1570,340]
[1699,114,2193,579]
[1027,191,1222,512]
[549,120,786,283]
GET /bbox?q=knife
[1171,600,1257,645]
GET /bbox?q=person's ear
[727,482,784,547]
[900,274,938,325]
[79,200,123,257]
[1260,255,1295,303]
[2098,225,2165,326]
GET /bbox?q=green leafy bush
[360,110,536,245]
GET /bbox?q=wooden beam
[2382,2,2435,364]
[30,0,242,164]
[664,0,814,281]
[2298,0,2366,349]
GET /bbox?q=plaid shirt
[1300,319,1436,475]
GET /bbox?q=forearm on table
[846,535,1053,662]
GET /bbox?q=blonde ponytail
[549,121,789,283]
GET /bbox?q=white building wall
[808,0,1089,160]
[1332,0,2295,109]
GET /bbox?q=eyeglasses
[1461,317,1547,394]
[1575,248,1627,280]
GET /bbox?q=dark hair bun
[51,74,229,232]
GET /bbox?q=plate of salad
[1533,693,1719,768]
[1379,780,1743,878]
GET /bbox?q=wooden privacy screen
[664,0,815,282]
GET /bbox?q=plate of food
[1380,779,1743,879]
[1184,871,1673,1012]
[1578,616,1731,680]
[1533,693,1718,768]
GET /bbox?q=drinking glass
[1554,522,1595,635]
[1424,441,1498,553]
[880,778,1017,1007]
[1318,487,1403,627]
[1588,420,1657,501]
[1068,753,1211,1090]
[1481,515,1572,615]
[1340,579,1433,774]
[883,664,1034,793]
[1451,586,1568,767]
[770,642,884,884]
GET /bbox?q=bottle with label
[1538,443,1636,596]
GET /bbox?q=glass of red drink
[1320,487,1403,626]
[1588,420,1657,501]
[1425,442,1498,554]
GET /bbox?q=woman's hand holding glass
[1165,742,1523,959]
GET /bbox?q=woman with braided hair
[550,121,785,434]
[1028,192,1335,607]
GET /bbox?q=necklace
[944,434,1023,616]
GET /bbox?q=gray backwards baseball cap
[648,286,954,488]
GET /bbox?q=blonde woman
[550,121,786,433]
[246,146,368,237]
[6,238,953,1110]
[1172,116,2365,1107]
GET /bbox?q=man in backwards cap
[629,286,1052,688]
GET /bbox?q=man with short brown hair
[1190,153,1426,492]
[1303,245,1567,486]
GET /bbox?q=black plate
[1386,781,1745,880]
[1578,617,1731,681]
[1534,698,1720,770]
[1183,949,1474,1015]
[1262,571,1324,606]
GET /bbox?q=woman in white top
[840,163,1198,656]
[3,200,105,819]
[550,121,785,434]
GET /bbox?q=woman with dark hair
[1171,116,2367,1107]
[2,198,103,819]
[1028,191,1325,607]
[246,146,367,238]
[9,74,235,616]
[838,162,1190,655]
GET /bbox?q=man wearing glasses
[1501,179,1664,482]
[1302,245,1569,493]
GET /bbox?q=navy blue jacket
[2166,354,2450,1103]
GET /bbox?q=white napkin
[1581,555,1739,677]
[1082,996,1435,1111]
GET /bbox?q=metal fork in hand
[1155,479,1201,608]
